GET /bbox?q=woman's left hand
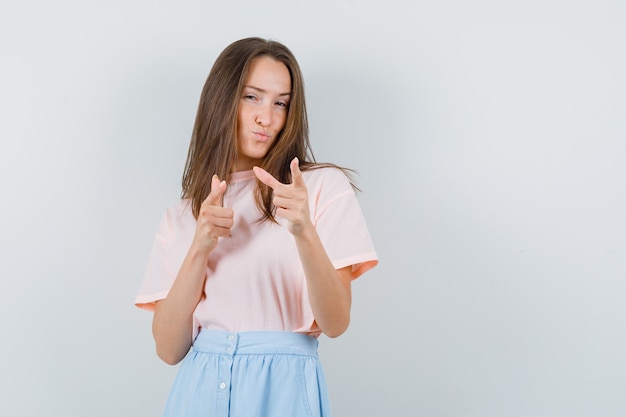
[256,157,352,337]
[253,157,311,235]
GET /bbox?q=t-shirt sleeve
[310,168,378,280]
[134,202,194,311]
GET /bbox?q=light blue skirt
[163,329,332,417]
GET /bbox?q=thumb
[204,174,227,206]
[290,157,305,187]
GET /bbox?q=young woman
[136,37,378,417]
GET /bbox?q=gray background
[1,1,625,416]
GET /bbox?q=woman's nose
[255,104,271,127]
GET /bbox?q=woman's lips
[253,131,270,142]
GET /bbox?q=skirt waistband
[192,329,319,357]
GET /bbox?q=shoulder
[157,199,196,238]
[302,166,358,218]
[163,198,193,219]
[302,165,354,194]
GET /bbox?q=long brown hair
[182,37,353,221]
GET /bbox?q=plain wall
[1,1,625,416]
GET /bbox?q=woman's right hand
[193,174,233,253]
[152,174,233,364]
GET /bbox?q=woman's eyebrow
[244,85,291,97]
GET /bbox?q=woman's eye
[276,101,287,107]
[244,94,256,100]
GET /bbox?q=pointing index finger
[253,166,284,190]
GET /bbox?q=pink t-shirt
[135,167,378,339]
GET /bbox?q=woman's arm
[152,175,233,364]
[293,229,352,337]
[152,248,208,364]
[253,159,352,337]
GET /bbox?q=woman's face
[234,56,292,172]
